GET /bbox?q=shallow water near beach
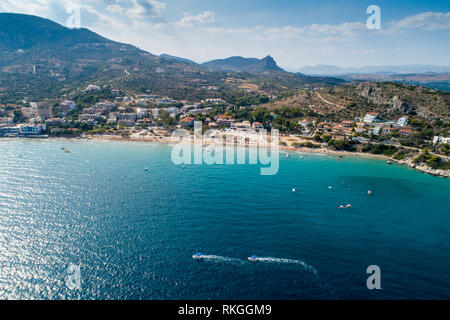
[0,139,449,299]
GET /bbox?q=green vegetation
[328,139,356,151]
[292,142,321,149]
[221,91,269,107]
[414,149,450,170]
[12,110,25,123]
[393,150,410,160]
[86,127,107,135]
[362,144,399,156]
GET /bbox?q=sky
[0,0,449,70]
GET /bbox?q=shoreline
[2,135,449,179]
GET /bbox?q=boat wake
[193,253,317,274]
[193,254,245,265]
[252,257,318,275]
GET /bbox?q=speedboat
[248,255,258,262]
[192,252,204,260]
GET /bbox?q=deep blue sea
[0,139,449,300]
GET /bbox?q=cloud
[175,11,215,27]
[153,22,168,29]
[126,0,166,19]
[204,22,367,43]
[203,25,261,34]
[106,4,126,15]
[390,11,450,31]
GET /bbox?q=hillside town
[1,84,449,175]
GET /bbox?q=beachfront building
[398,116,409,127]
[19,123,46,136]
[45,118,63,126]
[180,117,195,127]
[0,124,20,136]
[215,115,235,127]
[20,107,35,118]
[363,113,379,123]
[37,102,51,120]
[252,122,264,130]
[0,117,13,124]
[235,121,252,132]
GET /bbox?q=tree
[13,110,25,123]
[252,107,270,128]
[158,110,175,127]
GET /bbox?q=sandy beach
[5,133,448,179]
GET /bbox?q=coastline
[3,135,449,179]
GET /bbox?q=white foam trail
[195,255,245,264]
[254,257,318,275]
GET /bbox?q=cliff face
[357,82,449,119]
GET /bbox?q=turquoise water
[0,139,449,300]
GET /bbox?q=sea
[0,139,449,299]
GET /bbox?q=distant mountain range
[200,55,285,73]
[294,64,450,92]
[296,64,450,75]
[161,54,286,74]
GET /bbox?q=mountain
[160,54,198,65]
[261,81,450,121]
[0,13,342,102]
[201,55,285,73]
[0,13,112,50]
[296,64,450,75]
[0,13,222,100]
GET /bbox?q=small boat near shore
[248,255,258,262]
